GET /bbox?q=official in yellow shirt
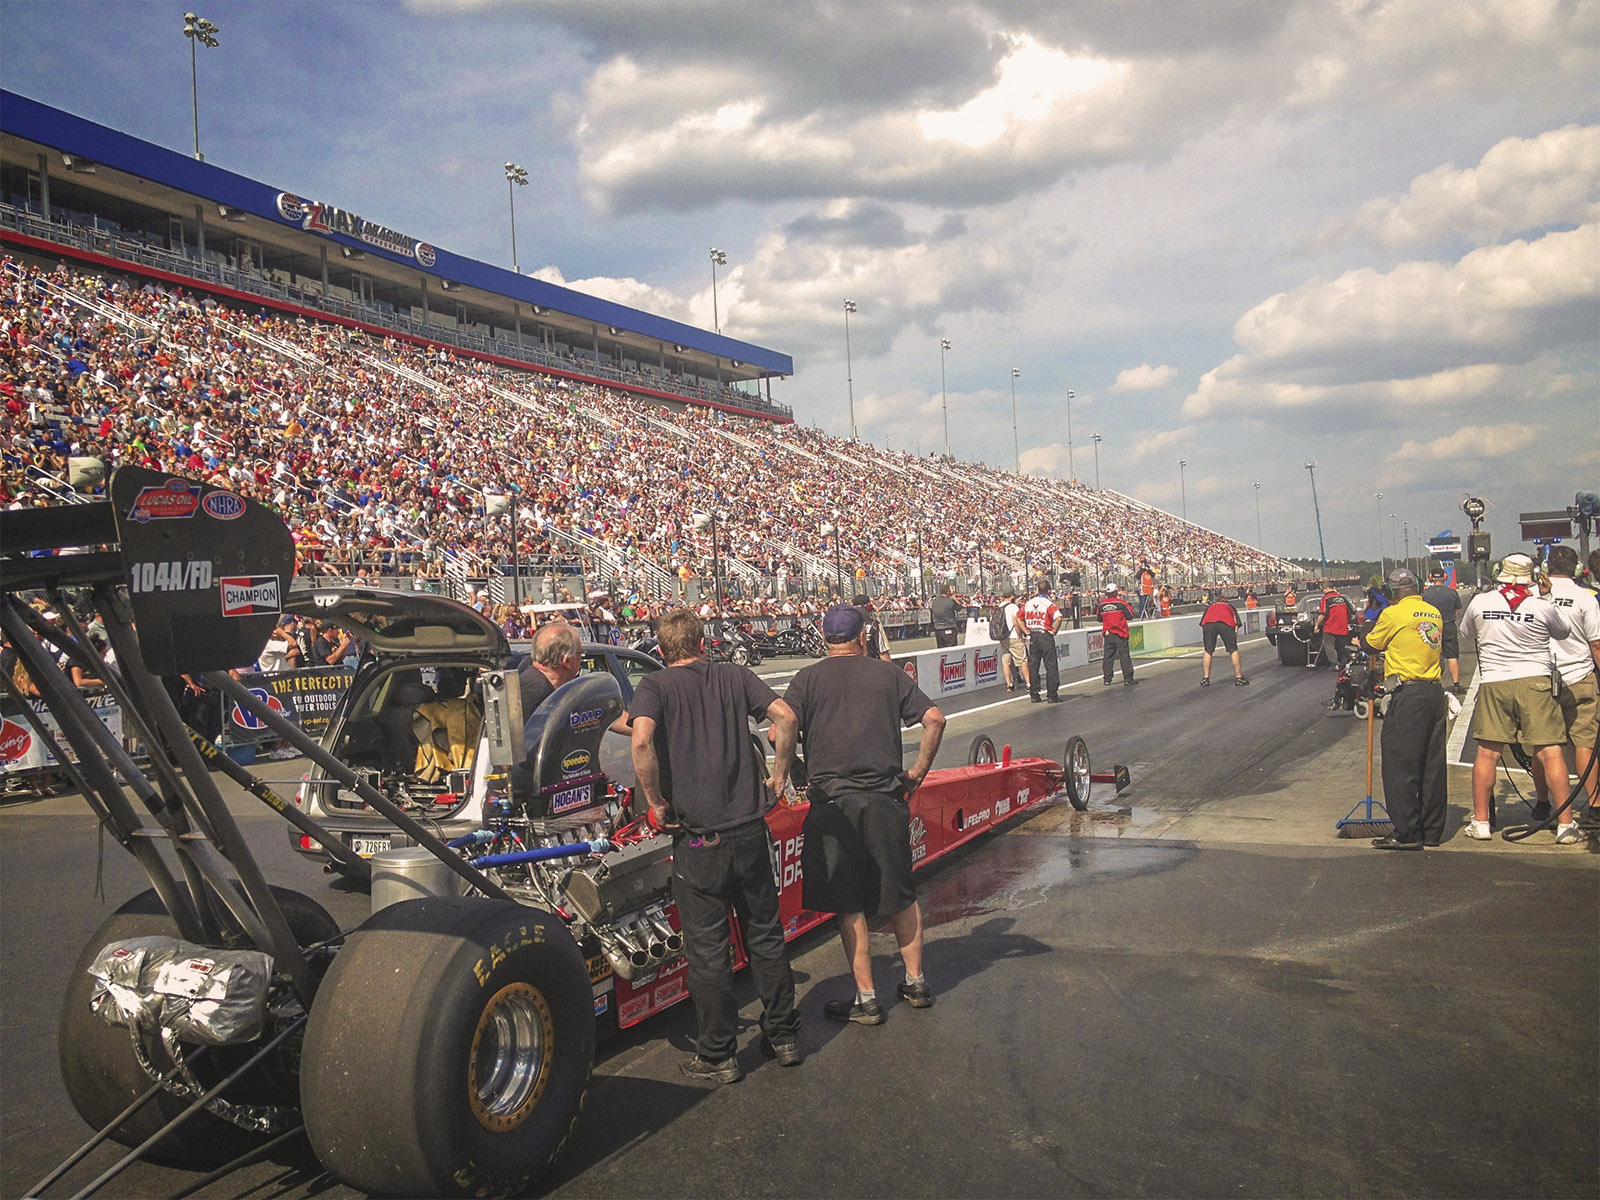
[1360,569,1447,849]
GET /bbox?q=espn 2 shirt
[1546,575,1600,684]
[1458,588,1571,683]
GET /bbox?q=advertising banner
[225,666,354,744]
[0,696,123,773]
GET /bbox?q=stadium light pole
[820,520,843,597]
[1010,367,1021,474]
[693,510,722,612]
[709,248,727,333]
[183,13,219,162]
[1253,481,1262,548]
[1090,433,1102,490]
[504,163,528,273]
[843,300,858,441]
[1178,459,1188,521]
[1066,390,1076,480]
[939,338,951,457]
[1305,459,1327,575]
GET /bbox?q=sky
[3,0,1597,564]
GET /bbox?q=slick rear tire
[968,734,998,766]
[58,886,338,1167]
[1277,636,1304,667]
[301,896,593,1198]
[1062,735,1091,811]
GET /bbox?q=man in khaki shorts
[1000,589,1028,693]
[1458,554,1572,840]
[1533,546,1600,842]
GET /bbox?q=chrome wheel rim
[468,982,552,1132]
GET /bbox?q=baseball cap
[1386,567,1418,590]
[1493,554,1535,584]
[822,604,865,642]
[852,592,871,607]
[1106,584,1120,593]
[1428,569,1445,581]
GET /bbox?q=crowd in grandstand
[1,254,1291,617]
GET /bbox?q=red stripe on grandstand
[0,227,792,426]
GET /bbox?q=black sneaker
[896,980,935,1008]
[680,1054,743,1084]
[1046,696,1061,703]
[1030,694,1042,704]
[760,1036,803,1066]
[823,997,886,1025]
[1102,679,1114,687]
[1124,678,1139,686]
[1235,677,1249,686]
[1199,677,1210,687]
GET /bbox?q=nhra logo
[201,492,245,521]
[974,647,999,685]
[901,659,918,686]
[127,478,200,523]
[230,689,286,730]
[0,718,33,763]
[939,653,967,694]
[561,749,592,776]
[220,576,281,617]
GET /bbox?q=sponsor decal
[569,707,605,732]
[220,575,281,617]
[1017,787,1030,806]
[901,658,918,685]
[593,994,609,1016]
[772,833,805,891]
[653,976,687,1007]
[974,647,999,685]
[127,478,200,523]
[549,782,594,813]
[939,653,968,694]
[909,816,927,863]
[130,559,214,594]
[0,718,33,763]
[586,954,612,984]
[963,808,992,831]
[230,688,287,730]
[201,491,245,521]
[996,797,1011,817]
[561,748,592,776]
[275,192,436,264]
[1087,631,1105,653]
[186,959,215,974]
[1055,641,1072,663]
[618,993,650,1025]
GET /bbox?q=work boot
[680,1055,743,1084]
[824,997,886,1025]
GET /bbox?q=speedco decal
[275,192,436,265]
[561,749,592,776]
[939,653,968,694]
[908,815,927,864]
[201,491,245,521]
[0,718,32,763]
[974,647,999,685]
[220,576,281,617]
[127,478,200,522]
[901,659,918,686]
[131,559,213,593]
[569,708,606,732]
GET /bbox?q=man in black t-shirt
[785,604,946,1026]
[630,608,801,1083]
[929,584,960,648]
[1421,571,1463,694]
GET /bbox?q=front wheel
[1062,735,1091,811]
[730,645,752,667]
[300,896,594,1198]
[968,734,998,766]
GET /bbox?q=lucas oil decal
[219,576,281,617]
[126,478,200,522]
[130,559,213,593]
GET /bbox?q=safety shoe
[896,979,935,1008]
[1554,823,1586,845]
[824,997,886,1025]
[1463,819,1492,841]
[1235,677,1249,686]
[760,1036,804,1066]
[1371,834,1423,851]
[1102,679,1114,687]
[1030,694,1042,704]
[680,1054,743,1084]
[1123,678,1139,686]
[1047,696,1062,703]
[1200,677,1211,687]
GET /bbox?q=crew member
[1098,584,1136,686]
[1312,585,1355,669]
[786,605,945,1025]
[1137,563,1156,619]
[1359,569,1447,849]
[1421,570,1464,695]
[1531,546,1600,843]
[1020,580,1063,703]
[630,609,802,1081]
[1457,554,1572,841]
[929,584,960,649]
[854,593,894,662]
[1198,597,1248,686]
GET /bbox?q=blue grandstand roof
[1,90,793,376]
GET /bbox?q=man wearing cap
[929,584,960,649]
[1529,546,1600,842]
[1020,580,1064,702]
[1359,569,1447,849]
[1458,554,1572,841]
[853,593,893,662]
[1421,570,1464,694]
[1097,584,1137,686]
[999,588,1028,693]
[786,604,946,1025]
[1312,585,1356,670]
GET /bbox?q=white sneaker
[1464,819,1492,841]
[1554,823,1584,845]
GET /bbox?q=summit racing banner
[224,666,354,745]
[0,696,123,774]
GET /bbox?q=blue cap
[822,604,865,641]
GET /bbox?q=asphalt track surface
[3,637,1595,1198]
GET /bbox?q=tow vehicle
[2,467,1119,1199]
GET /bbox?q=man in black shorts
[1421,570,1463,694]
[630,609,801,1083]
[1198,598,1248,686]
[786,604,946,1024]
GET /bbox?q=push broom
[1336,675,1393,837]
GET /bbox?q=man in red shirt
[1199,598,1249,686]
[1098,584,1137,686]
[1313,586,1356,669]
[1020,581,1064,703]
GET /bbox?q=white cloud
[1327,124,1600,251]
[1122,426,1199,465]
[1387,423,1543,464]
[1109,364,1177,393]
[1184,223,1599,419]
[528,265,695,325]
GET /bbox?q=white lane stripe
[1446,673,1481,763]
